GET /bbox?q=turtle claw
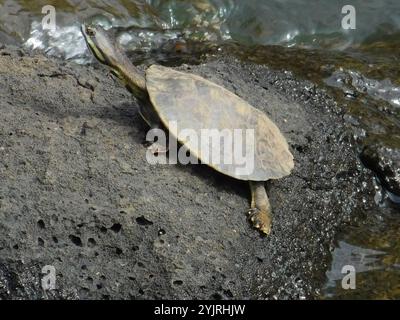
[247,207,272,235]
[146,142,168,155]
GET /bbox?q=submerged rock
[0,46,376,299]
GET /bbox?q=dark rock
[360,142,400,197]
[0,47,376,299]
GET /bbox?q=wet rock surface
[360,143,400,198]
[0,46,377,299]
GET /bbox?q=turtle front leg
[144,124,169,155]
[146,139,168,155]
[139,102,169,155]
[247,181,272,235]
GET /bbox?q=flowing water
[0,0,399,299]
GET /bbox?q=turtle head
[81,23,124,74]
[81,23,147,98]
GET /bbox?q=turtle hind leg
[247,181,272,235]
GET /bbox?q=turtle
[81,24,294,235]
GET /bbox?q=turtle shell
[145,65,294,181]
